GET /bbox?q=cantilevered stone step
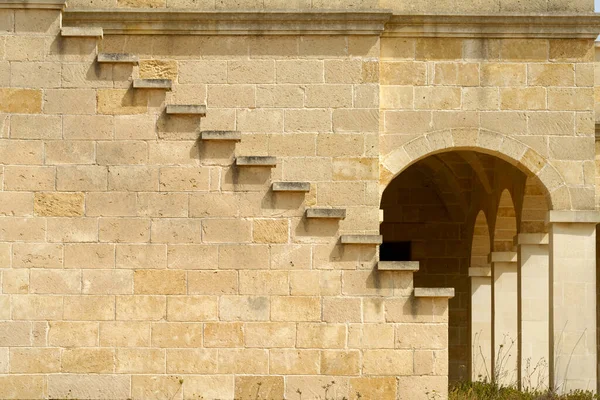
[272,182,310,193]
[166,105,206,115]
[236,156,277,167]
[201,131,241,141]
[414,287,455,298]
[61,27,103,38]
[306,208,346,219]
[133,79,172,89]
[378,261,419,271]
[340,235,383,245]
[97,53,139,64]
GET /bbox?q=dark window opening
[380,241,411,262]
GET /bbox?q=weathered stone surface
[34,192,84,217]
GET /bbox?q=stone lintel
[340,235,383,245]
[469,267,492,277]
[305,208,346,220]
[236,156,277,167]
[414,287,455,299]
[97,53,139,63]
[201,131,242,141]
[61,27,103,37]
[384,14,600,39]
[166,104,206,115]
[62,9,392,36]
[272,182,311,193]
[488,251,517,263]
[0,0,65,9]
[547,210,600,224]
[378,261,419,272]
[513,233,549,246]
[133,79,172,89]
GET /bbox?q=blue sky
[596,0,599,11]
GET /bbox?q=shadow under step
[61,27,103,38]
[133,79,172,89]
[201,131,241,141]
[306,208,346,220]
[166,105,206,116]
[97,53,139,64]
[413,287,455,298]
[236,156,277,167]
[272,182,310,192]
[378,261,419,271]
[340,235,382,245]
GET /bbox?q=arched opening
[380,147,548,384]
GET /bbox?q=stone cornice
[384,14,600,39]
[0,0,65,9]
[61,9,394,35]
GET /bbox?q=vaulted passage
[380,150,540,384]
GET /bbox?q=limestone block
[97,89,148,115]
[323,297,362,323]
[284,109,331,133]
[148,141,199,165]
[237,109,284,132]
[244,322,296,348]
[239,270,289,295]
[34,192,84,217]
[548,88,594,111]
[381,86,413,109]
[481,63,526,86]
[348,323,394,349]
[62,348,114,373]
[12,295,62,320]
[57,165,108,191]
[97,141,148,165]
[12,243,62,269]
[5,36,45,62]
[45,140,95,165]
[12,62,61,88]
[64,115,114,140]
[0,321,32,346]
[349,377,397,400]
[271,296,321,321]
[0,218,46,242]
[158,167,209,192]
[153,323,204,348]
[131,376,183,400]
[0,376,45,400]
[64,295,116,321]
[219,296,270,321]
[252,219,289,244]
[0,88,41,113]
[115,348,164,374]
[204,322,243,347]
[99,217,150,243]
[397,376,449,400]
[86,192,137,217]
[235,376,284,400]
[48,321,98,347]
[415,87,461,110]
[64,243,115,269]
[228,60,275,84]
[116,295,166,321]
[270,349,320,375]
[188,271,238,294]
[299,36,347,57]
[99,321,151,347]
[44,89,96,115]
[139,59,178,80]
[549,39,594,62]
[297,323,346,349]
[9,348,59,373]
[321,350,361,375]
[363,349,413,375]
[208,85,255,108]
[415,38,463,60]
[500,87,546,110]
[30,269,80,294]
[82,270,133,295]
[11,114,61,139]
[61,63,113,89]
[137,193,188,218]
[257,85,304,108]
[218,349,269,374]
[134,269,185,295]
[202,219,252,243]
[183,376,235,400]
[0,192,32,217]
[219,245,269,270]
[305,84,353,108]
[178,60,226,84]
[166,296,217,321]
[108,166,159,191]
[276,60,324,83]
[2,269,29,294]
[48,375,130,400]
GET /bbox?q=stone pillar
[515,233,549,390]
[490,251,518,386]
[548,211,600,393]
[470,266,493,382]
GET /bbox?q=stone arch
[494,190,518,252]
[380,128,569,210]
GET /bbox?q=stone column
[470,266,493,382]
[515,233,549,391]
[548,211,600,393]
[490,251,519,386]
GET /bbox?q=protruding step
[236,156,277,167]
[414,287,455,299]
[61,27,103,38]
[306,208,346,220]
[378,261,419,271]
[133,79,172,89]
[272,182,310,193]
[340,235,383,245]
[166,104,206,115]
[97,53,139,64]
[201,131,241,142]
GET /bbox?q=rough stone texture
[0,5,597,399]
